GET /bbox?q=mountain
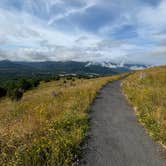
[0,61,118,81]
[0,60,150,81]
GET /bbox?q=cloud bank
[0,0,166,65]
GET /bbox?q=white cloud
[138,1,166,29]
[48,0,96,25]
[137,0,166,39]
[0,0,166,65]
[0,8,81,48]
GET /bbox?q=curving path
[80,80,165,166]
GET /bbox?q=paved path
[80,81,165,166]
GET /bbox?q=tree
[31,79,40,87]
[0,87,7,98]
[10,88,23,101]
[19,79,32,91]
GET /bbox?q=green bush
[18,79,32,91]
[9,89,23,101]
[31,79,40,87]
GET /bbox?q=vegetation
[0,60,120,83]
[0,75,90,101]
[0,75,123,165]
[123,66,166,147]
[0,87,7,98]
[0,78,40,101]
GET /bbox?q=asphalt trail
[80,80,165,166]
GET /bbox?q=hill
[0,60,119,80]
[123,66,166,148]
[0,75,124,165]
[0,60,149,83]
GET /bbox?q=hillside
[123,66,166,147]
[0,60,148,83]
[0,75,123,165]
[0,60,119,80]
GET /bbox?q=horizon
[0,0,166,65]
[0,59,154,66]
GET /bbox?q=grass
[123,66,166,147]
[0,75,123,166]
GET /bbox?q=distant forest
[0,60,131,101]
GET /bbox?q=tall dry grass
[0,75,122,165]
[123,66,166,147]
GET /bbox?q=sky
[0,0,166,65]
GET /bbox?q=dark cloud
[69,5,116,32]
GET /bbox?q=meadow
[0,75,122,165]
[123,66,166,147]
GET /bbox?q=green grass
[123,66,166,147]
[0,75,123,165]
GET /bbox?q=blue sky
[0,0,166,65]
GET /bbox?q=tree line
[0,74,96,101]
[0,76,61,101]
[0,78,40,101]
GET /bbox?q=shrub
[66,76,72,80]
[31,79,40,87]
[72,78,75,82]
[19,79,32,91]
[0,87,7,98]
[55,76,60,81]
[9,88,23,101]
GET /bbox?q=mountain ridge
[0,60,150,80]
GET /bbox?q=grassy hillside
[0,75,123,165]
[123,66,166,147]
